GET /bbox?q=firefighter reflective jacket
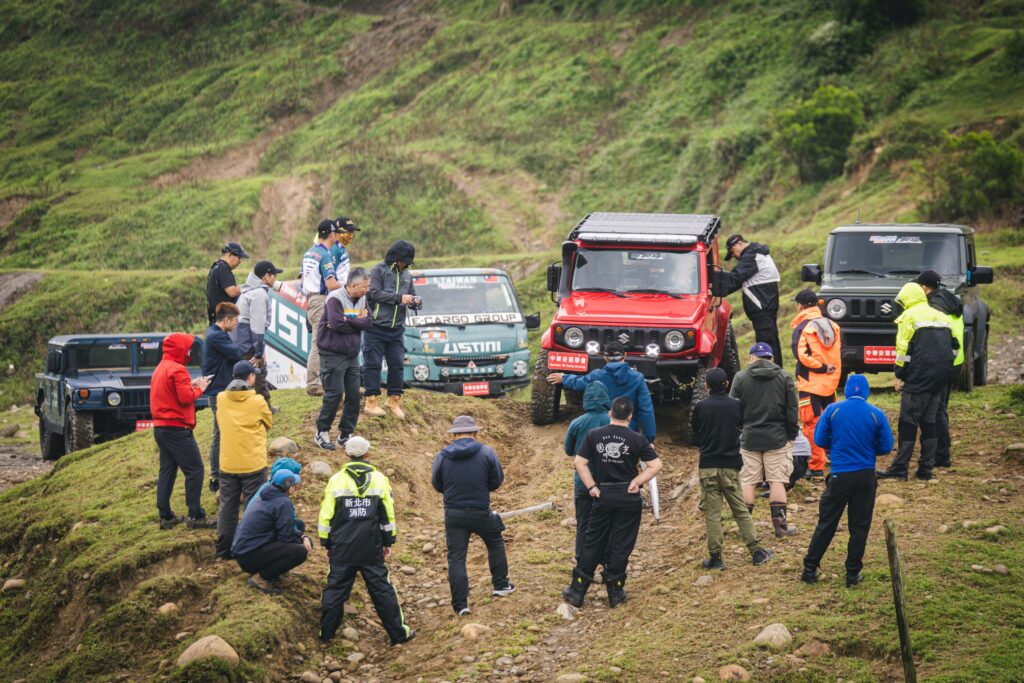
[318,461,397,565]
[927,287,965,367]
[894,283,955,393]
[790,306,842,397]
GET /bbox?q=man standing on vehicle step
[302,219,345,396]
[562,397,663,609]
[790,289,841,478]
[877,282,955,482]
[722,234,783,367]
[914,270,964,468]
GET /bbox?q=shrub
[833,0,930,30]
[1002,30,1024,74]
[773,85,865,182]
[804,19,873,74]
[921,131,1024,222]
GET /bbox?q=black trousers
[891,390,942,475]
[788,456,809,490]
[209,394,221,478]
[574,495,594,563]
[154,427,206,520]
[576,483,642,583]
[235,541,307,581]
[362,325,405,397]
[803,468,877,575]
[936,376,953,466]
[321,560,411,644]
[751,312,783,368]
[316,353,361,434]
[444,508,510,611]
[216,469,268,558]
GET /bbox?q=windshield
[139,339,202,369]
[407,274,523,324]
[571,248,701,295]
[828,233,963,279]
[74,343,132,371]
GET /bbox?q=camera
[410,296,423,310]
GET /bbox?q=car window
[572,248,701,294]
[829,233,963,278]
[75,343,132,371]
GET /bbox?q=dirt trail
[250,176,319,264]
[0,196,31,232]
[0,271,43,314]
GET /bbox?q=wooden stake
[885,519,918,682]
[499,501,554,519]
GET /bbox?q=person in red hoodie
[151,333,215,530]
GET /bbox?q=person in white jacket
[234,260,284,411]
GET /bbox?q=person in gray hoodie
[233,260,283,410]
[730,342,800,538]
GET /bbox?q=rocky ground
[988,333,1024,385]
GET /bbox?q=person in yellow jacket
[877,283,955,481]
[914,270,964,468]
[789,289,842,478]
[318,436,414,646]
[215,360,272,559]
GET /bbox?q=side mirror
[546,263,562,293]
[710,270,731,298]
[970,266,993,285]
[801,264,822,285]
[525,312,541,330]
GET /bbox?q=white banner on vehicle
[407,312,523,326]
[265,346,307,390]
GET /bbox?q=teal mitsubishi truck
[264,267,540,397]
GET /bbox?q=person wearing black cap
[206,242,249,324]
[329,216,360,288]
[203,302,245,493]
[235,260,285,412]
[302,219,346,396]
[215,360,272,559]
[915,270,964,468]
[692,367,774,570]
[722,234,783,367]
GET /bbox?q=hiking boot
[914,469,934,481]
[391,630,415,646]
[935,459,952,468]
[364,396,386,417]
[562,569,591,608]
[605,577,627,609]
[876,469,908,481]
[387,395,406,419]
[159,516,185,530]
[800,568,819,584]
[770,502,797,538]
[306,385,324,397]
[846,572,864,588]
[493,583,516,597]
[752,548,774,566]
[807,469,825,478]
[701,553,726,570]
[186,516,217,530]
[248,575,281,595]
[456,607,471,617]
[315,431,336,450]
[336,433,351,449]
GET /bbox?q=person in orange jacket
[790,289,842,477]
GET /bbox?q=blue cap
[270,457,302,477]
[749,342,774,359]
[233,360,257,378]
[272,469,300,489]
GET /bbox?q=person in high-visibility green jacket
[318,436,414,645]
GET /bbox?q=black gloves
[209,477,220,493]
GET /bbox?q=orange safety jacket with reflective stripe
[790,306,842,397]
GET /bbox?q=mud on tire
[530,349,559,425]
[63,407,95,453]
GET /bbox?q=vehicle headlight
[413,364,430,381]
[645,344,660,358]
[512,360,529,377]
[826,299,848,320]
[585,340,601,355]
[664,330,685,352]
[107,391,121,407]
[564,327,584,348]
[440,367,450,378]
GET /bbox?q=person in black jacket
[723,234,783,367]
[206,242,248,324]
[202,302,244,490]
[692,368,773,570]
[431,416,514,616]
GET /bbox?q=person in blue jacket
[547,342,656,442]
[563,382,611,563]
[202,302,245,491]
[232,468,312,595]
[800,374,894,588]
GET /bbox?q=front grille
[842,331,896,347]
[433,355,509,368]
[567,327,694,353]
[827,296,898,322]
[121,389,150,410]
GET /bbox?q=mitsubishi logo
[880,301,893,315]
[467,361,477,369]
[618,333,630,345]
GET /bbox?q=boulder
[400,565,417,576]
[158,602,178,615]
[984,525,1008,536]
[2,578,26,592]
[342,626,359,641]
[346,652,365,665]
[556,675,587,683]
[308,461,334,478]
[1003,443,1024,464]
[794,639,831,657]
[994,564,1010,576]
[876,494,904,506]
[267,436,299,457]
[694,575,714,587]
[176,635,239,668]
[460,623,492,639]
[962,520,982,529]
[753,623,793,650]
[718,664,751,681]
[174,632,191,642]
[693,678,706,683]
[299,672,320,683]
[0,424,18,438]
[971,564,992,574]
[422,542,435,554]
[937,524,950,534]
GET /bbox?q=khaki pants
[305,294,326,389]
[699,468,761,555]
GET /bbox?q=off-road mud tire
[974,326,988,386]
[679,363,709,446]
[953,333,974,393]
[530,349,558,425]
[64,407,95,453]
[39,416,64,461]
[720,322,741,380]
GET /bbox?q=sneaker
[807,469,825,478]
[186,516,217,530]
[159,516,185,530]
[456,607,471,617]
[336,433,351,449]
[248,575,282,595]
[315,431,336,450]
[701,554,726,570]
[391,629,415,646]
[492,583,516,597]
[752,548,774,566]
[914,470,934,481]
[846,572,864,588]
[800,568,819,584]
[876,470,908,481]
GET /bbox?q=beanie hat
[345,436,371,458]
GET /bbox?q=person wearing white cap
[318,436,414,645]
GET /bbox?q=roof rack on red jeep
[568,212,721,246]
